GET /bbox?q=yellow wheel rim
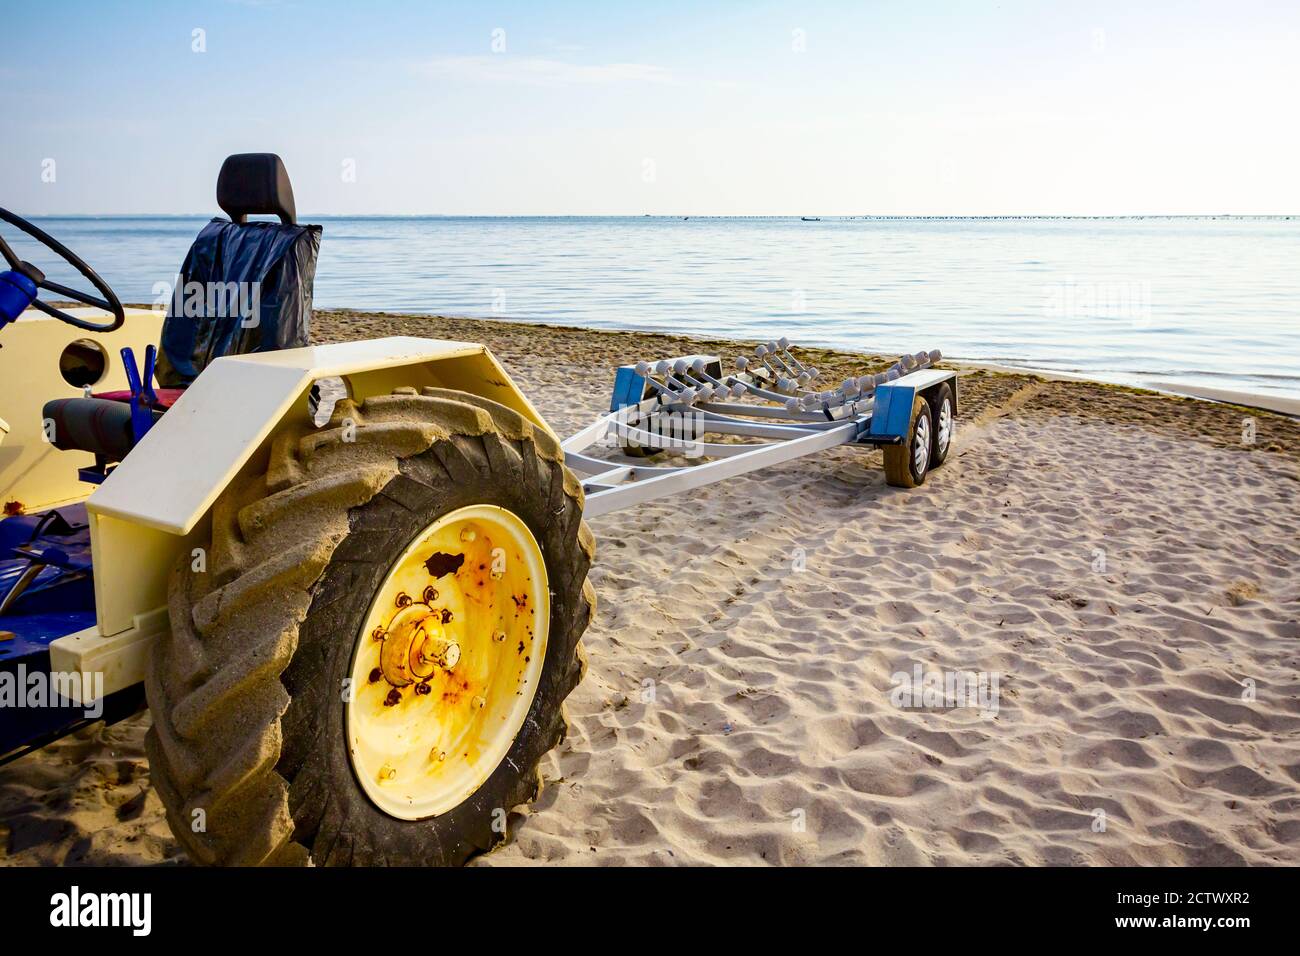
[345,504,549,820]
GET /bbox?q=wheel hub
[913,413,931,475]
[937,398,953,455]
[378,603,461,686]
[346,504,549,820]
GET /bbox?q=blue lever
[119,345,158,447]
[142,344,159,408]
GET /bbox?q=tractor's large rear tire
[144,387,595,866]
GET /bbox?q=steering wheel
[0,207,125,332]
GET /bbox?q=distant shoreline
[24,213,1300,221]
[952,361,1300,417]
[113,300,1300,417]
[309,306,1300,419]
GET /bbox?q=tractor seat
[155,152,321,387]
[39,387,181,462]
[37,153,321,468]
[40,396,148,463]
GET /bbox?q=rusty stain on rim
[345,504,549,819]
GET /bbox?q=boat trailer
[564,338,959,516]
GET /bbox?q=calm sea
[15,215,1300,402]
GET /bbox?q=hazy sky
[4,0,1298,215]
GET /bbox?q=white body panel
[0,307,165,512]
[86,335,550,535]
[45,336,551,697]
[47,608,168,706]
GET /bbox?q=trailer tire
[882,395,933,488]
[927,382,955,469]
[145,387,595,866]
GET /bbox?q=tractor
[1,154,594,865]
[1,153,955,866]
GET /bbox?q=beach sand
[2,309,1297,866]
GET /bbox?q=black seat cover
[156,153,322,387]
[44,155,323,463]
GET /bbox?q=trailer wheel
[145,387,595,866]
[928,382,955,469]
[882,395,933,488]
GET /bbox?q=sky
[3,0,1299,216]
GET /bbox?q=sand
[2,309,1297,866]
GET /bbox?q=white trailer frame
[562,352,957,519]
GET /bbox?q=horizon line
[14,212,1300,220]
